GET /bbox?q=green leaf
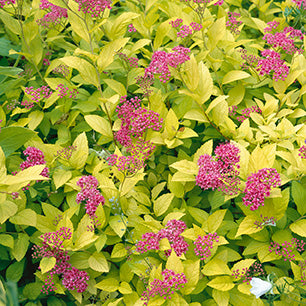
[202,258,231,276]
[88,252,109,272]
[28,110,44,131]
[292,181,306,215]
[84,115,113,138]
[164,109,179,140]
[153,193,174,217]
[0,66,23,77]
[6,259,25,282]
[10,209,37,227]
[69,132,88,169]
[111,243,128,258]
[95,278,119,292]
[235,215,262,237]
[290,219,306,237]
[181,260,200,295]
[0,127,37,157]
[170,160,198,175]
[40,257,56,274]
[207,276,234,291]
[0,201,17,224]
[195,62,213,104]
[153,19,172,49]
[222,71,251,85]
[0,234,14,248]
[207,210,227,233]
[12,233,29,261]
[109,215,127,238]
[53,169,72,189]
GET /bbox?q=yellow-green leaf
[0,201,17,224]
[170,160,198,175]
[235,215,262,237]
[290,219,306,237]
[69,132,88,169]
[207,276,235,291]
[84,115,113,138]
[222,71,251,85]
[40,257,56,274]
[109,215,127,238]
[88,252,109,272]
[202,258,231,276]
[207,209,227,233]
[0,234,14,248]
[53,169,72,189]
[95,278,119,292]
[9,209,37,227]
[153,193,174,217]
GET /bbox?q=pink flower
[243,168,281,210]
[62,267,89,293]
[226,12,242,35]
[75,0,112,17]
[292,0,306,9]
[128,23,137,32]
[194,232,219,260]
[141,269,187,306]
[0,0,15,8]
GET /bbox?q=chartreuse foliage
[0,0,306,305]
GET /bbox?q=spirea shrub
[0,0,305,305]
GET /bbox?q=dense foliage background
[0,0,305,305]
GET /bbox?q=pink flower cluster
[299,142,306,159]
[56,84,78,99]
[6,99,20,111]
[254,215,277,229]
[170,19,203,39]
[263,26,304,55]
[75,0,112,17]
[239,48,260,71]
[232,261,265,284]
[118,53,139,68]
[196,142,240,195]
[55,145,77,160]
[37,0,68,28]
[229,105,262,122]
[194,232,219,260]
[269,238,305,262]
[128,23,136,32]
[52,64,69,77]
[300,260,306,285]
[135,73,154,97]
[256,49,289,81]
[145,46,190,83]
[292,0,306,9]
[264,21,279,33]
[76,175,105,229]
[108,96,162,174]
[141,269,187,306]
[136,220,189,257]
[0,0,15,8]
[43,51,52,66]
[32,227,89,294]
[21,100,34,109]
[226,12,242,35]
[243,168,281,210]
[19,147,49,178]
[24,85,53,104]
[180,0,223,5]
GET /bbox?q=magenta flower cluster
[24,86,53,105]
[56,84,78,99]
[292,0,306,9]
[32,227,89,294]
[256,49,290,81]
[0,0,15,8]
[269,238,305,262]
[243,168,281,210]
[263,26,304,55]
[300,260,306,285]
[52,64,70,77]
[55,145,77,160]
[76,175,105,229]
[194,232,219,260]
[145,46,190,83]
[180,0,223,5]
[75,0,112,17]
[118,53,139,68]
[128,23,137,32]
[232,261,265,284]
[37,0,68,28]
[196,142,240,195]
[254,215,277,229]
[170,19,203,38]
[229,105,262,122]
[299,142,306,159]
[19,147,49,179]
[107,96,162,174]
[141,269,187,305]
[136,219,189,257]
[226,12,242,35]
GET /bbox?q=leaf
[0,234,14,248]
[207,17,226,50]
[181,260,200,295]
[6,259,25,282]
[95,278,119,292]
[207,276,235,291]
[0,66,23,77]
[103,79,127,96]
[195,62,213,104]
[153,193,174,217]
[202,258,232,276]
[290,220,306,237]
[12,233,29,261]
[111,243,128,258]
[53,169,72,189]
[207,209,227,233]
[222,71,251,85]
[182,54,199,91]
[235,215,262,237]
[206,95,228,114]
[60,56,99,87]
[212,289,230,306]
[28,110,44,130]
[170,160,198,175]
[0,201,17,224]
[69,132,88,169]
[166,251,184,274]
[249,144,276,174]
[153,19,172,49]
[10,209,37,227]
[231,259,256,276]
[88,252,109,272]
[84,115,113,138]
[67,10,89,43]
[164,109,179,140]
[109,215,128,238]
[0,127,37,156]
[40,257,56,274]
[292,181,306,215]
